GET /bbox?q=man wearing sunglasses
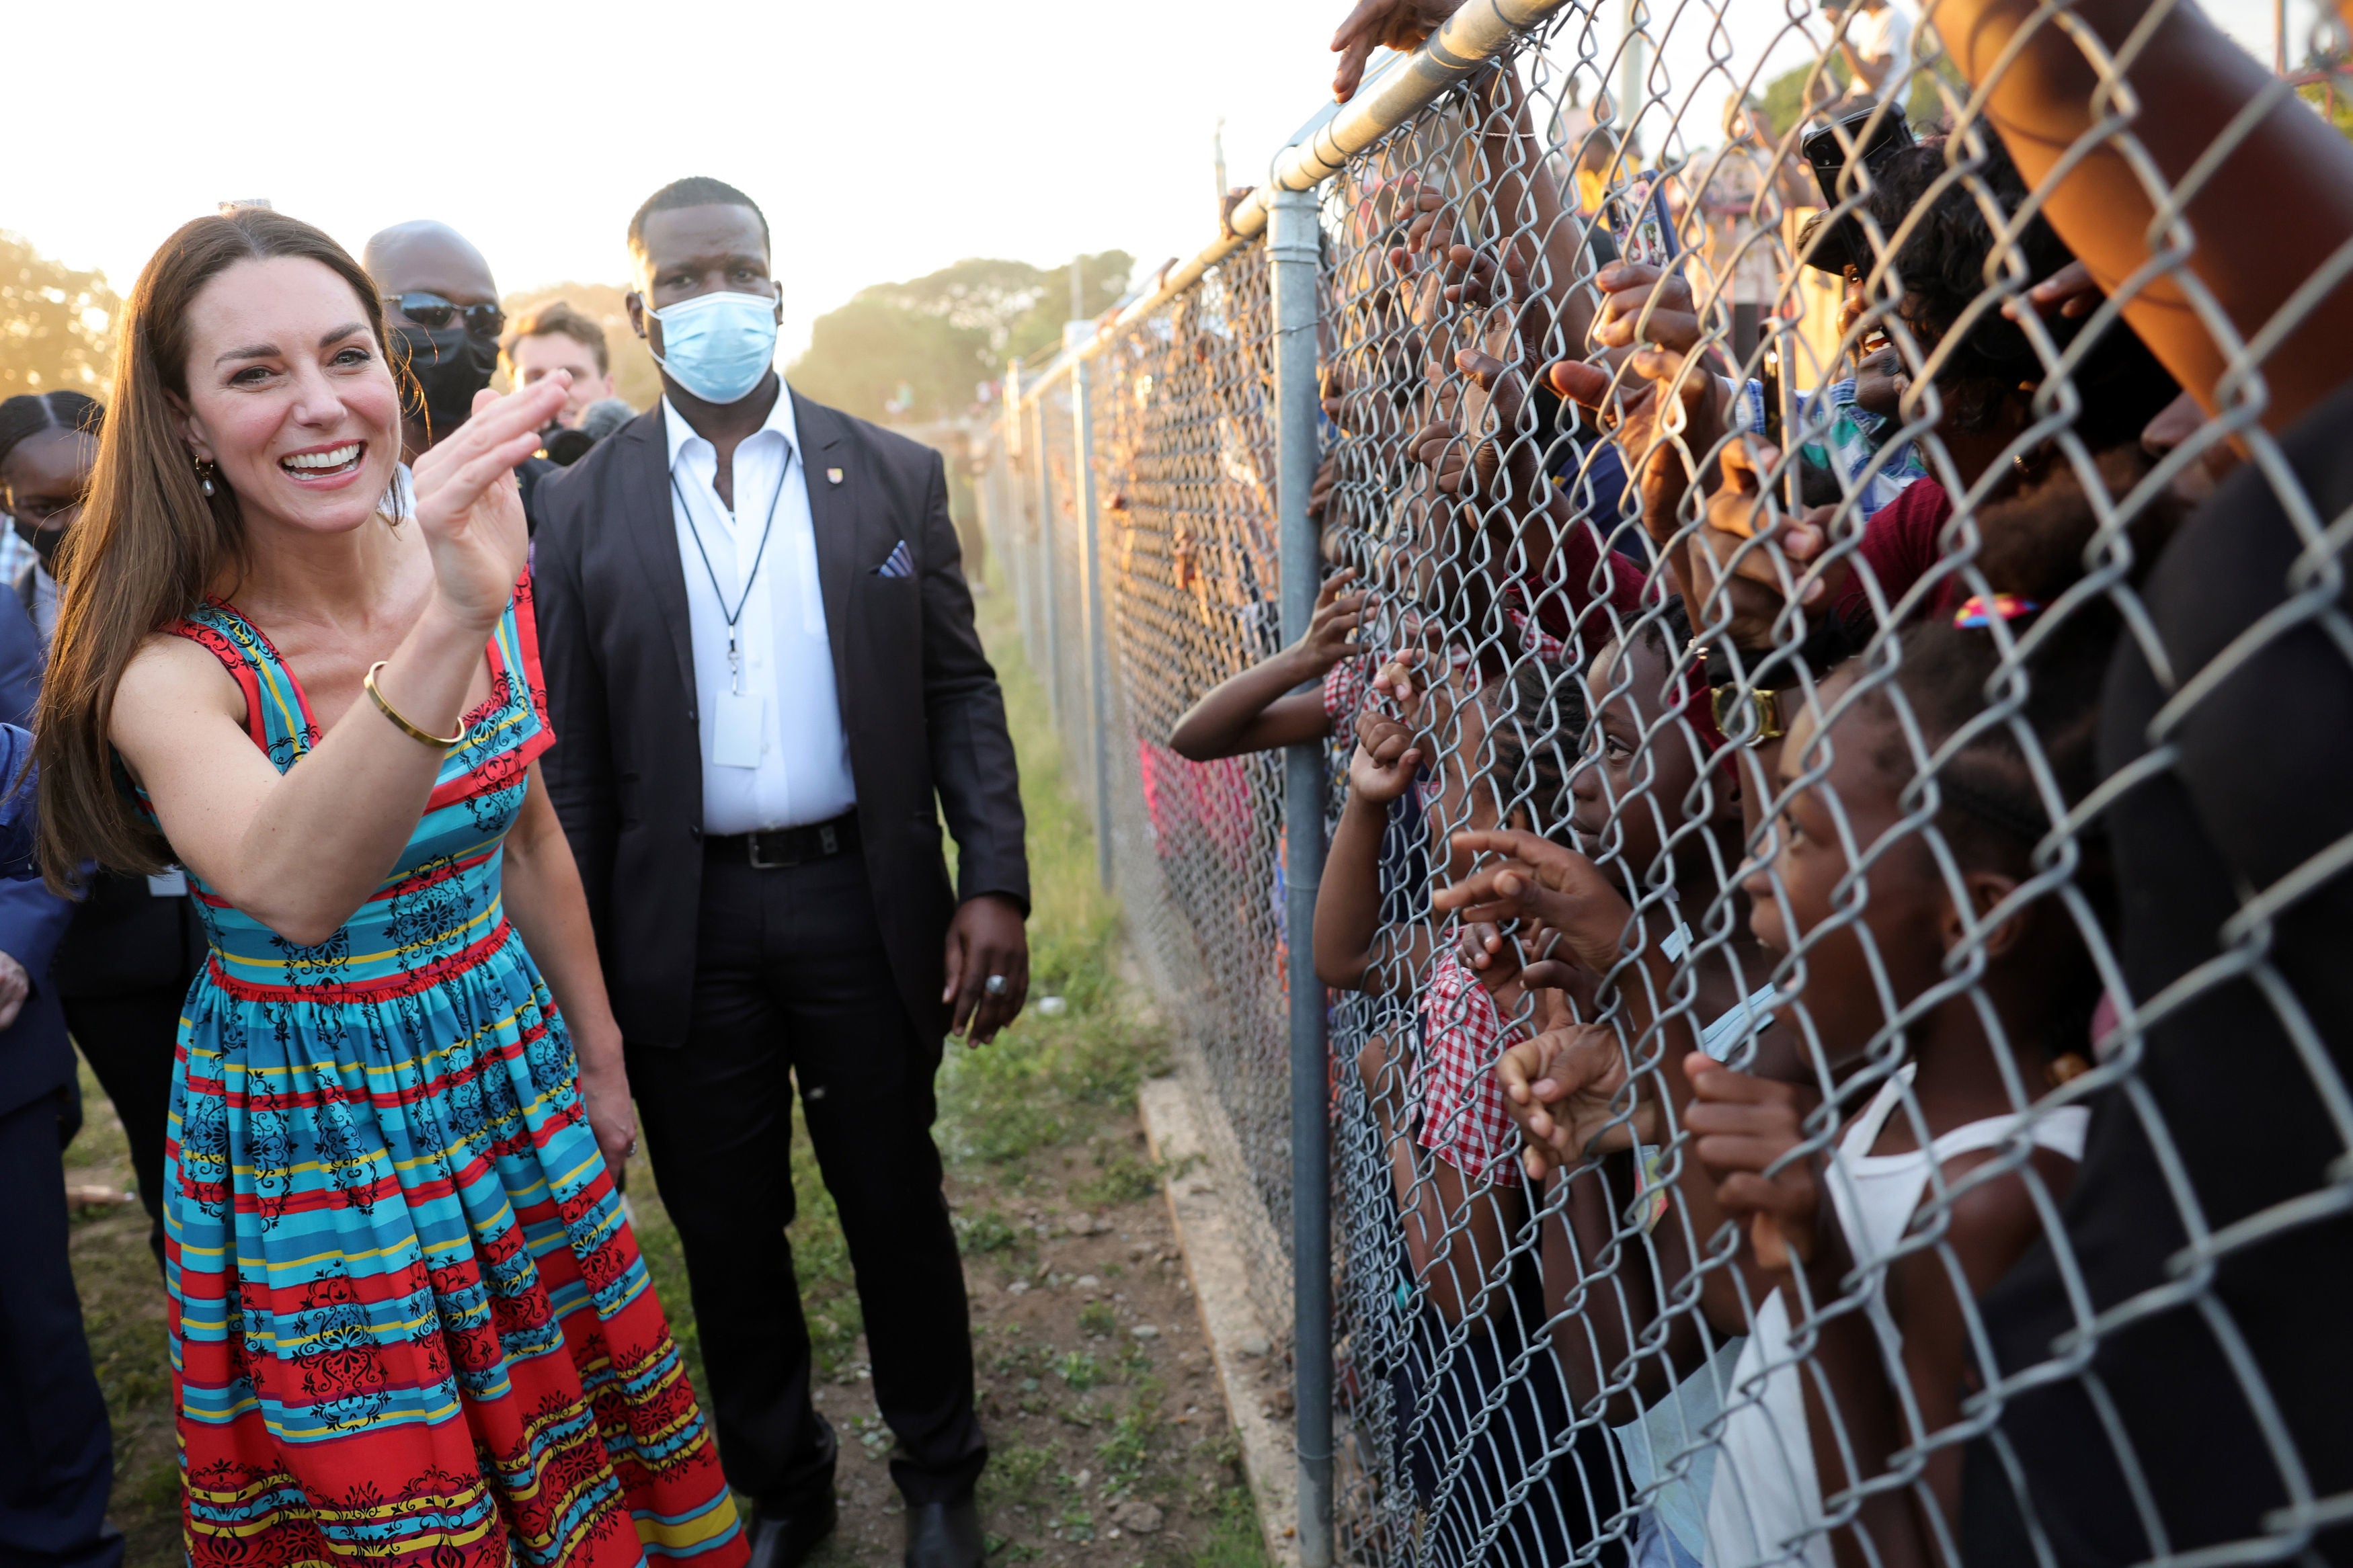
[364,220,559,532]
[364,220,508,460]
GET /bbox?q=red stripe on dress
[203,919,519,1003]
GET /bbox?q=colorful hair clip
[1952,593,2043,628]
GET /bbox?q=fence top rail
[1008,0,1580,407]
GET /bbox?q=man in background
[362,220,508,460]
[504,300,617,429]
[1823,0,1913,107]
[364,221,554,530]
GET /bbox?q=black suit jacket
[0,589,77,1119]
[532,388,1027,1047]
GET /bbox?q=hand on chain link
[1687,438,1850,650]
[1330,0,1464,100]
[1497,1022,1656,1180]
[1544,263,1728,559]
[1461,917,1591,1003]
[1348,707,1424,805]
[1298,567,1369,678]
[2003,257,2102,322]
[1683,1050,1827,1272]
[1433,828,1640,977]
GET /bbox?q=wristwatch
[1712,682,1787,747]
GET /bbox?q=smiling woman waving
[32,207,746,1567]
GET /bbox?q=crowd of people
[3,0,2350,1562]
[2,180,1027,1568]
[1144,0,2353,1562]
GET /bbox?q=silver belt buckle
[747,831,791,870]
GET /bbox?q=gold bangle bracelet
[364,660,470,749]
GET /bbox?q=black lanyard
[671,440,791,695]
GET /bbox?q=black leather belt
[705,811,860,869]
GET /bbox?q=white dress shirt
[662,390,857,835]
[30,564,58,644]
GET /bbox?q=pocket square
[874,540,915,578]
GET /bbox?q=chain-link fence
[975,1,2353,1563]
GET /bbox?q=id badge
[147,866,190,897]
[713,690,764,769]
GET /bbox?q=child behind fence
[1322,637,1650,1564]
[1685,456,2186,1568]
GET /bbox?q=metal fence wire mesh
[976,1,2353,1563]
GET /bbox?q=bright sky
[7,0,2309,362]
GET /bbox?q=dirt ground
[800,1139,1269,1567]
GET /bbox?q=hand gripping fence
[975,2,2353,1564]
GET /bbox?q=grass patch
[1190,1483,1275,1568]
[1052,1350,1105,1391]
[1074,1148,1165,1208]
[934,592,1164,1183]
[955,1206,1021,1255]
[981,1440,1058,1509]
[1078,1299,1119,1338]
[1095,1378,1168,1491]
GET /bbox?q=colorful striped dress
[157,579,746,1567]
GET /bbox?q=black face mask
[391,323,501,445]
[11,516,63,579]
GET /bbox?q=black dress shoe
[746,1491,838,1568]
[903,1495,984,1568]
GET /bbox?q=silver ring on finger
[985,974,1009,997]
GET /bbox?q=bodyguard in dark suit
[534,177,1029,1568]
[0,587,122,1567]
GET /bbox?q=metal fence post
[1072,357,1116,891]
[1269,180,1332,1568]
[1033,390,1061,729]
[1000,365,1033,662]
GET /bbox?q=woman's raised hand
[408,376,570,630]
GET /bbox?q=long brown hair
[33,208,392,893]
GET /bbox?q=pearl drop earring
[193,456,216,497]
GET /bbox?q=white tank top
[1702,1067,2089,1568]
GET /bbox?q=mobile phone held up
[1797,106,1916,275]
[1603,177,1679,272]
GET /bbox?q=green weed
[955,1206,1021,1254]
[1188,1483,1274,1568]
[1053,1350,1105,1391]
[1096,1378,1168,1489]
[1075,1149,1165,1208]
[982,1442,1058,1508]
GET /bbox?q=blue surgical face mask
[647,289,779,405]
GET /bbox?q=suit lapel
[795,390,860,720]
[618,408,697,704]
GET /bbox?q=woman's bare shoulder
[112,628,245,736]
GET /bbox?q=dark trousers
[0,1087,124,1568]
[629,843,984,1510]
[64,988,182,1272]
